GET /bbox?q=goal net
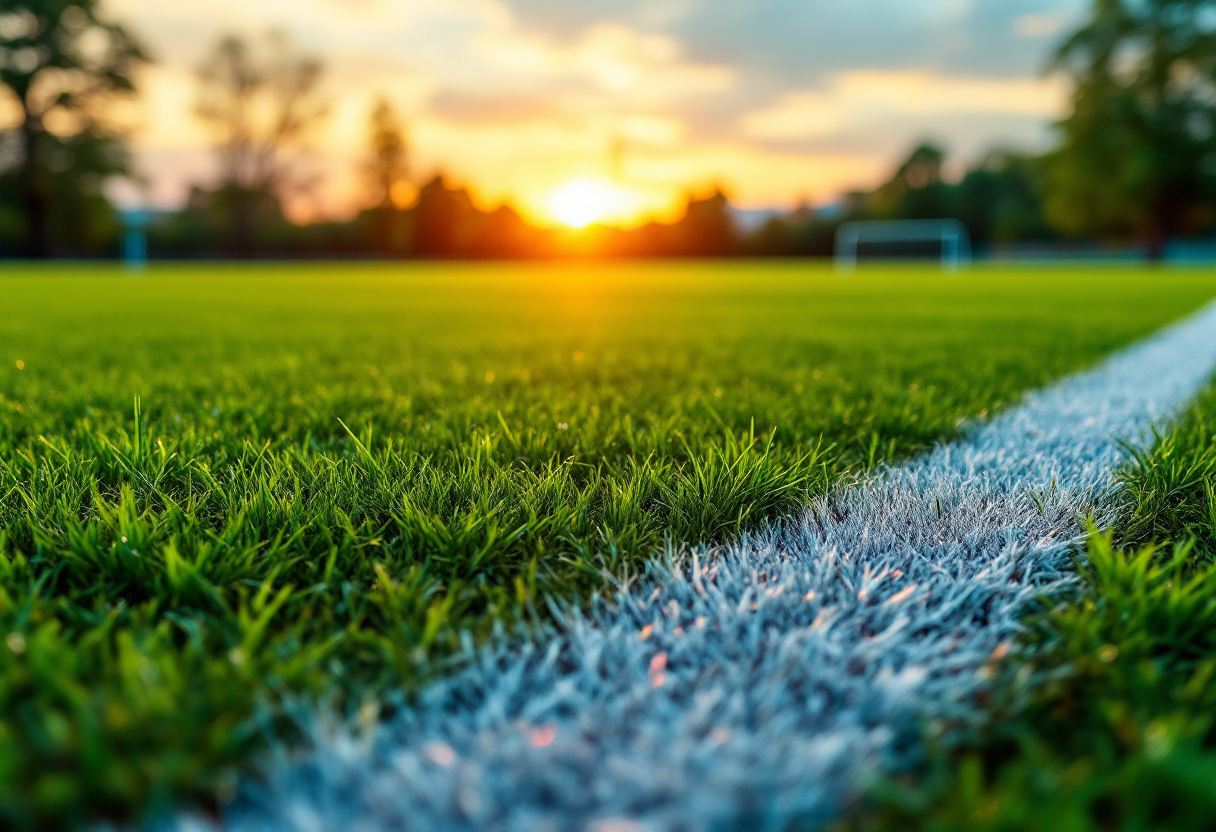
[834,219,971,271]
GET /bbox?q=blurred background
[3,0,1216,261]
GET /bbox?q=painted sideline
[177,301,1216,832]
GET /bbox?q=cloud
[741,94,839,142]
[742,70,1067,141]
[468,21,735,105]
[623,141,884,208]
[91,0,1087,217]
[504,0,1087,79]
[429,91,560,126]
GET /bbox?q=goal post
[834,219,971,272]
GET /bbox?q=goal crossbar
[834,219,971,272]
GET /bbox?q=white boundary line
[185,300,1216,832]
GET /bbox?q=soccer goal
[834,219,971,272]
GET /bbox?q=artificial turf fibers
[1,261,1214,829]
[850,381,1216,832]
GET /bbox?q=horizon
[98,0,1081,229]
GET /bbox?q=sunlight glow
[528,178,683,230]
[544,178,679,229]
[550,179,621,228]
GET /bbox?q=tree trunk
[19,112,49,259]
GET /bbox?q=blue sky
[104,0,1088,223]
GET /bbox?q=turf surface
[849,381,1216,832]
[190,275,1216,832]
[0,261,1213,829]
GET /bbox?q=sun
[550,179,618,228]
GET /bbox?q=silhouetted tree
[669,189,736,255]
[195,32,327,256]
[744,206,837,257]
[411,175,479,257]
[817,143,1061,255]
[363,98,409,253]
[1046,0,1216,259]
[476,205,537,257]
[0,0,146,257]
[870,143,955,220]
[364,98,408,209]
[956,151,1053,247]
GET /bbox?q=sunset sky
[106,0,1086,226]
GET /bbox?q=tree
[668,189,737,255]
[362,98,409,253]
[872,143,954,220]
[195,32,327,255]
[411,175,479,257]
[364,98,408,210]
[1046,0,1216,259]
[956,151,1053,247]
[0,0,146,257]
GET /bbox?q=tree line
[4,0,1216,260]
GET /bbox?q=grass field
[2,261,1215,829]
[853,382,1216,831]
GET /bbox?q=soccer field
[2,262,1215,828]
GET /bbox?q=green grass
[849,383,1216,832]
[1,261,1214,829]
